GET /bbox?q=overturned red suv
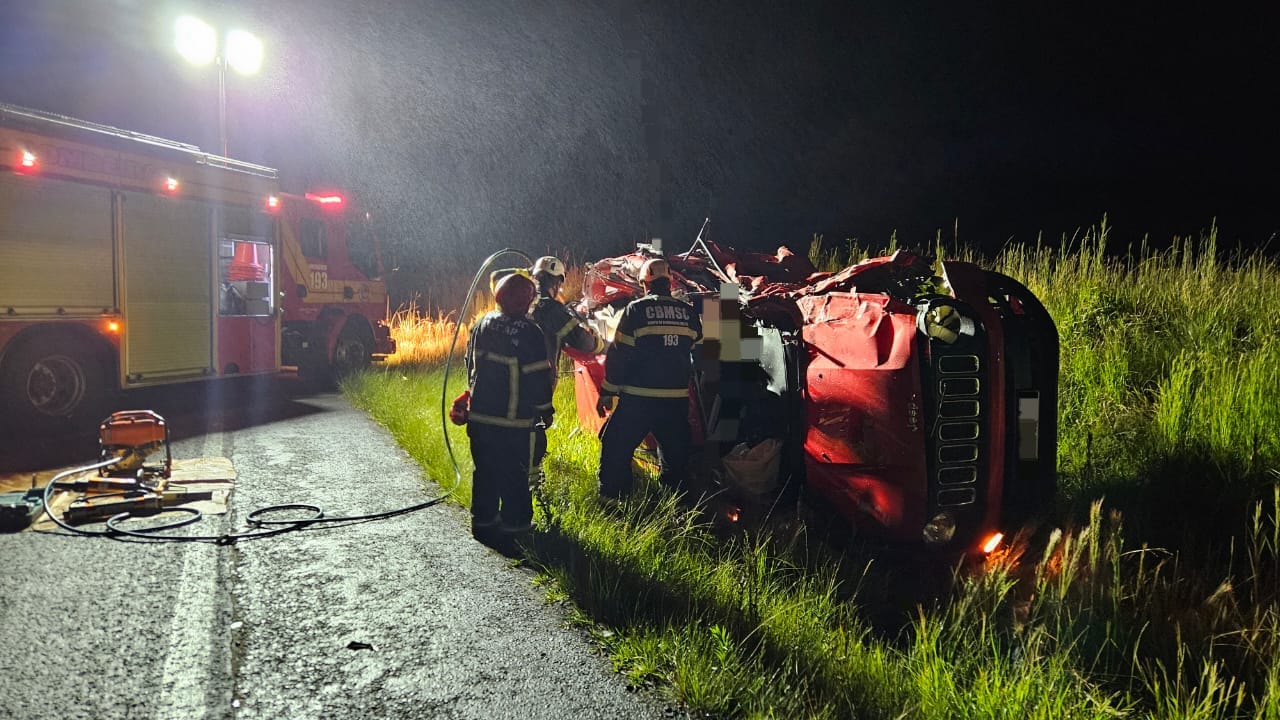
[569,235,1058,554]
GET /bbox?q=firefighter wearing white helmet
[596,257,702,501]
[529,256,604,389]
[528,255,604,487]
[462,272,553,556]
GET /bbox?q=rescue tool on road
[18,408,449,541]
[568,222,1059,555]
[0,103,395,430]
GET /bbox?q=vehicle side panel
[119,191,213,383]
[0,173,114,313]
[799,293,928,538]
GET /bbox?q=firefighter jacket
[465,311,554,428]
[531,296,605,388]
[602,292,702,399]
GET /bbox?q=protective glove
[595,394,616,418]
[449,391,471,426]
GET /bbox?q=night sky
[2,1,1276,287]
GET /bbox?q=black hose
[101,497,448,544]
[40,457,127,537]
[43,458,450,544]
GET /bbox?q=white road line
[155,430,226,720]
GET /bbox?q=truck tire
[0,333,105,431]
[331,320,373,379]
[296,328,333,390]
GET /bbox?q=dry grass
[387,264,587,369]
[384,299,470,368]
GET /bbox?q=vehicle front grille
[933,352,982,508]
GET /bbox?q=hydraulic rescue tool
[98,410,173,479]
[55,410,211,525]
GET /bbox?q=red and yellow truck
[0,103,393,429]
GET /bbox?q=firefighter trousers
[467,423,539,536]
[598,395,691,500]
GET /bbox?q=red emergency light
[266,194,280,211]
[16,150,37,173]
[305,192,344,207]
[165,177,180,193]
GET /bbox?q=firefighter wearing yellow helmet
[462,272,553,556]
[596,257,702,501]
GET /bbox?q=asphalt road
[0,380,677,720]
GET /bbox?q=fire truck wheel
[0,333,105,430]
[332,321,373,378]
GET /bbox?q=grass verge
[349,225,1280,719]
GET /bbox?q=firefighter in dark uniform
[527,255,605,478]
[462,272,554,553]
[529,255,605,389]
[596,258,702,501]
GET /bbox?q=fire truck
[0,103,394,430]
[570,234,1058,554]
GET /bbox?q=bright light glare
[981,532,1004,554]
[305,192,344,205]
[225,30,263,75]
[20,150,36,167]
[266,195,280,210]
[175,16,217,66]
[166,177,180,192]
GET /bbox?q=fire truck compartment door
[121,192,212,382]
[0,173,115,313]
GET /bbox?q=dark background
[3,1,1276,301]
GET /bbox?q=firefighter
[596,258,702,502]
[461,272,554,554]
[527,255,606,480]
[529,255,605,389]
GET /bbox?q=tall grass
[385,265,586,368]
[352,228,1280,718]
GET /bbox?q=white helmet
[638,258,670,283]
[531,256,566,279]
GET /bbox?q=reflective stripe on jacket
[465,311,554,427]
[602,292,702,398]
[531,296,604,389]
